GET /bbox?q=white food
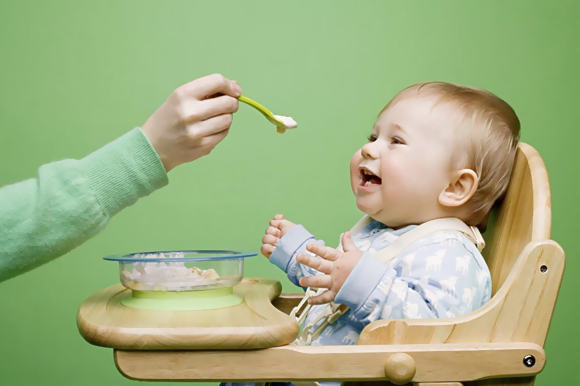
[121,252,224,291]
[274,115,298,128]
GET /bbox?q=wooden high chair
[96,143,565,386]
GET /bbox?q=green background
[0,1,578,385]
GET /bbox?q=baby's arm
[270,225,327,289]
[335,235,491,324]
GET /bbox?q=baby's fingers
[261,244,275,259]
[262,233,279,246]
[297,253,334,274]
[306,243,340,262]
[269,219,286,229]
[299,275,332,289]
[308,290,336,305]
[265,226,281,237]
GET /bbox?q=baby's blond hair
[383,82,520,225]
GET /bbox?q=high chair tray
[77,278,299,350]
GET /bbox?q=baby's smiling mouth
[359,166,382,186]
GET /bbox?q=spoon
[238,95,297,134]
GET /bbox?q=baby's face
[350,95,462,227]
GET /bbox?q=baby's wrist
[271,225,315,272]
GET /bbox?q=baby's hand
[261,214,297,259]
[297,232,363,305]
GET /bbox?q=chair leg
[416,383,463,386]
[343,377,536,386]
[344,378,536,386]
[342,382,409,386]
[465,377,535,386]
[343,382,464,386]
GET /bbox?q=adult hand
[141,73,242,172]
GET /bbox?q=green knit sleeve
[0,128,168,282]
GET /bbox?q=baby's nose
[361,142,379,159]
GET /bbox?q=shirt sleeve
[269,224,327,288]
[335,235,491,324]
[0,128,168,282]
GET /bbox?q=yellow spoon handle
[238,95,286,134]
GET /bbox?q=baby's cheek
[419,160,449,192]
[391,156,430,183]
[379,158,404,184]
[380,160,415,200]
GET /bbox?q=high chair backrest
[350,143,562,386]
[482,143,551,295]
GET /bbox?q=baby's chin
[355,197,383,218]
[356,199,401,226]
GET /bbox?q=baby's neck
[374,208,471,230]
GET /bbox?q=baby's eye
[367,134,378,142]
[390,136,405,145]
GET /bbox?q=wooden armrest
[272,293,304,315]
[114,342,544,384]
[357,241,565,347]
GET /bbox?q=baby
[224,82,520,386]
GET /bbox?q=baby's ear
[438,169,479,208]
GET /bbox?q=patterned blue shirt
[270,220,491,346]
[220,220,491,386]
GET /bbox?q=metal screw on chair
[523,355,536,367]
[540,265,548,273]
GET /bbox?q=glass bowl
[104,250,256,292]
